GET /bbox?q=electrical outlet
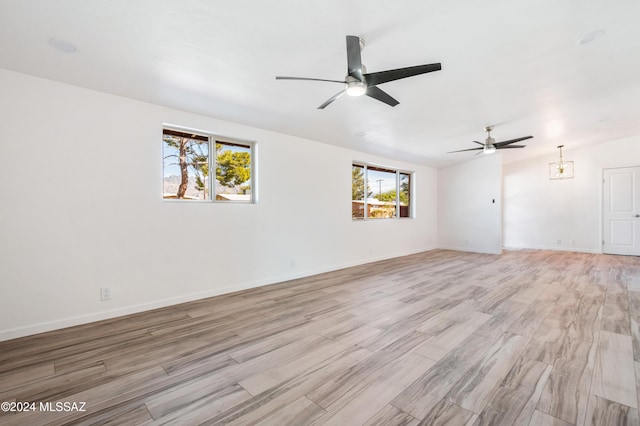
[556,239,562,245]
[100,287,111,301]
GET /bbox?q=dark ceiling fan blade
[364,63,441,86]
[276,76,346,84]
[346,35,364,81]
[472,141,484,145]
[447,147,484,153]
[497,145,526,149]
[494,136,533,147]
[318,90,346,109]
[365,86,399,107]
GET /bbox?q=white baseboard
[0,283,255,342]
[0,246,438,342]
[437,245,502,255]
[502,245,601,254]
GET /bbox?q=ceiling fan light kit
[549,145,574,179]
[483,145,496,155]
[276,35,441,109]
[345,76,366,96]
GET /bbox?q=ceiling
[2,0,640,167]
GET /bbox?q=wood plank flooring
[0,249,639,425]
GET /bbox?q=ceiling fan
[448,127,533,154]
[276,35,441,109]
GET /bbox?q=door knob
[635,214,640,218]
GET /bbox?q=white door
[603,166,640,255]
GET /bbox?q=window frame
[352,162,414,220]
[162,125,257,204]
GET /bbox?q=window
[352,164,366,218]
[352,162,412,219]
[399,172,411,218]
[163,127,255,202]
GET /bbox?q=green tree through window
[216,143,251,188]
[163,130,209,200]
[352,163,412,219]
[163,128,255,202]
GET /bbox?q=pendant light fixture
[549,145,574,179]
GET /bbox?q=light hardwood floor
[1,249,639,425]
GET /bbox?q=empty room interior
[1,1,640,425]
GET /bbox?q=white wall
[0,69,438,341]
[437,154,503,254]
[503,135,640,252]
